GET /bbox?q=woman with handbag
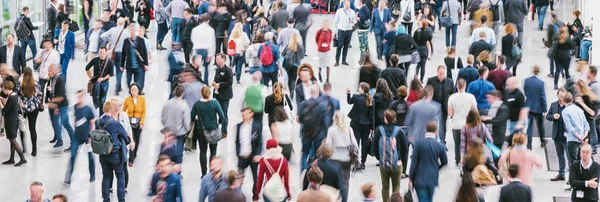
[190,86,225,176]
[19,67,42,156]
[391,24,418,71]
[264,82,293,129]
[122,83,146,166]
[464,138,498,187]
[56,4,69,29]
[455,171,486,202]
[497,132,542,186]
[325,111,358,202]
[501,23,520,76]
[460,109,494,166]
[399,0,415,33]
[347,82,374,171]
[0,81,26,166]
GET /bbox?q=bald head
[310,84,320,98]
[252,72,262,82]
[506,77,518,90]
[581,144,593,161]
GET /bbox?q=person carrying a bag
[497,132,543,186]
[325,111,358,202]
[255,139,290,202]
[122,83,146,167]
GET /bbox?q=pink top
[498,146,543,186]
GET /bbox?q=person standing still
[333,0,356,67]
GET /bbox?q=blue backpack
[378,126,401,170]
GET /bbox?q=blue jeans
[65,139,95,183]
[536,6,548,30]
[567,141,581,166]
[171,18,182,43]
[126,67,145,91]
[301,133,325,171]
[375,33,384,59]
[100,151,125,202]
[50,106,75,146]
[588,119,598,152]
[415,187,435,202]
[114,52,124,91]
[555,140,567,176]
[20,37,37,60]
[157,22,168,46]
[445,24,458,47]
[580,40,592,60]
[526,112,546,149]
[195,49,210,84]
[60,53,70,79]
[176,135,185,160]
[93,81,109,116]
[233,54,245,83]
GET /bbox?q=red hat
[266,139,278,149]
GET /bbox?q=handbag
[347,130,361,172]
[184,123,196,151]
[110,28,126,61]
[69,20,80,32]
[203,128,222,144]
[18,114,27,132]
[439,1,453,28]
[88,59,109,93]
[511,37,522,59]
[283,94,294,122]
[333,36,338,47]
[402,2,412,22]
[404,189,414,202]
[472,164,498,185]
[498,148,511,179]
[548,43,558,58]
[410,51,421,64]
[486,140,501,159]
[129,117,140,129]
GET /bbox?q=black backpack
[489,0,501,22]
[15,16,31,40]
[300,100,325,137]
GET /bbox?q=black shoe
[90,177,95,182]
[541,142,546,147]
[565,187,572,191]
[551,175,566,181]
[547,73,554,78]
[342,61,349,65]
[109,189,113,196]
[554,85,559,90]
[359,164,366,170]
[334,61,339,66]
[14,160,26,166]
[31,150,36,157]
[64,148,71,152]
[349,45,352,48]
[2,160,14,164]
[49,139,57,143]
[53,141,63,148]
[445,145,448,151]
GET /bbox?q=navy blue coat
[235,120,263,158]
[524,76,547,113]
[546,101,566,142]
[53,29,76,59]
[409,136,448,189]
[369,8,392,34]
[0,45,26,74]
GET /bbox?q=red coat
[255,157,291,200]
[315,29,332,52]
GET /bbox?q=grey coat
[404,99,441,143]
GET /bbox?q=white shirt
[88,30,101,53]
[302,83,311,101]
[34,48,61,79]
[5,44,14,70]
[191,23,216,56]
[239,121,253,156]
[274,120,293,144]
[334,7,357,31]
[58,30,67,54]
[448,92,477,129]
[470,27,496,45]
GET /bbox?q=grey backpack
[90,120,114,155]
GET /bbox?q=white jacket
[326,126,358,162]
[400,0,415,23]
[191,23,216,56]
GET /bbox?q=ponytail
[360,82,372,107]
[273,82,283,104]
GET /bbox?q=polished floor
[0,1,589,201]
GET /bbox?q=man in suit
[569,144,600,202]
[405,86,442,143]
[426,65,454,148]
[18,6,39,63]
[54,20,75,80]
[0,34,26,75]
[235,107,263,201]
[408,121,448,202]
[524,66,548,149]
[179,8,198,64]
[120,24,149,93]
[212,53,233,137]
[46,0,58,38]
[369,0,392,60]
[482,90,510,164]
[468,31,494,59]
[548,88,568,181]
[499,164,533,202]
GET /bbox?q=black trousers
[238,156,259,199]
[351,121,371,164]
[280,143,292,161]
[197,130,217,176]
[128,127,142,164]
[182,40,193,64]
[215,36,227,56]
[23,111,39,153]
[285,64,298,99]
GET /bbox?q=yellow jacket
[122,95,147,126]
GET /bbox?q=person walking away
[426,65,454,148]
[487,55,510,94]
[168,43,185,97]
[561,92,589,166]
[359,55,380,95]
[524,66,548,149]
[399,0,415,33]
[361,182,379,202]
[347,82,374,168]
[270,106,294,160]
[213,170,246,202]
[408,121,448,202]
[380,55,408,98]
[442,0,461,48]
[46,64,74,149]
[122,83,146,166]
[270,1,289,31]
[391,25,418,71]
[154,0,169,50]
[413,20,433,81]
[258,33,281,86]
[85,47,114,115]
[470,15,495,46]
[19,67,42,156]
[333,0,356,66]
[98,101,130,202]
[315,20,333,82]
[448,79,477,166]
[198,156,229,201]
[501,23,520,75]
[298,166,332,202]
[371,110,409,202]
[357,0,371,62]
[298,84,328,171]
[382,21,397,68]
[240,72,268,120]
[503,77,527,135]
[282,34,304,89]
[0,81,26,166]
[53,20,75,79]
[191,86,225,176]
[264,82,293,127]
[404,86,442,143]
[457,55,478,88]
[27,181,51,202]
[64,90,96,184]
[574,80,600,153]
[181,69,204,112]
[319,82,341,129]
[553,26,575,89]
[302,145,344,199]
[100,18,130,95]
[161,85,191,165]
[469,32,494,60]
[534,0,549,31]
[212,5,232,59]
[325,111,358,202]
[370,0,392,61]
[569,144,600,202]
[120,24,149,93]
[455,171,486,202]
[148,155,183,202]
[292,0,311,48]
[548,88,569,181]
[165,0,189,43]
[17,7,38,64]
[46,0,58,39]
[504,0,528,43]
[277,17,302,52]
[192,14,215,85]
[236,107,264,201]
[212,53,233,137]
[497,132,543,186]
[255,138,291,202]
[481,90,509,164]
[389,86,409,127]
[467,67,496,115]
[180,8,199,64]
[499,164,533,202]
[374,79,394,127]
[443,47,464,79]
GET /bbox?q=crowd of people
[1,0,599,201]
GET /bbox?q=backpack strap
[378,125,386,137]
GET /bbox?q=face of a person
[300,71,310,82]
[30,186,42,200]
[581,146,592,161]
[157,159,172,174]
[99,49,107,59]
[61,23,69,30]
[130,27,138,37]
[130,85,139,96]
[437,68,445,79]
[77,92,85,104]
[138,28,146,37]
[344,0,350,8]
[95,21,103,29]
[48,67,58,77]
[216,56,225,67]
[485,95,496,104]
[6,35,13,45]
[242,109,253,121]
[52,198,64,202]
[210,159,223,174]
[379,1,384,9]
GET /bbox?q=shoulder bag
[511,36,522,59]
[439,1,453,28]
[110,28,126,61]
[87,59,109,93]
[346,129,360,172]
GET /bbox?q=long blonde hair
[231,22,243,39]
[576,79,598,101]
[273,82,284,104]
[288,34,299,53]
[332,111,348,132]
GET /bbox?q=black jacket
[46,4,57,34]
[235,120,263,157]
[357,6,371,30]
[499,181,532,202]
[392,34,418,55]
[120,37,149,69]
[347,93,374,127]
[359,65,380,90]
[426,76,454,114]
[302,158,343,192]
[546,101,566,142]
[380,67,407,97]
[56,12,69,29]
[371,124,409,164]
[213,12,231,37]
[19,14,38,39]
[373,92,391,126]
[0,45,26,74]
[569,161,600,202]
[469,40,494,59]
[179,17,198,43]
[213,65,233,100]
[264,94,293,125]
[484,102,510,144]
